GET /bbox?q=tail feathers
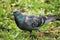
[44,16,60,24]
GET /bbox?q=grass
[0,0,60,40]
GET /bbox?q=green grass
[0,0,60,40]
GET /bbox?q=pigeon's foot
[39,32,44,37]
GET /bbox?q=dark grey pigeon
[13,10,60,36]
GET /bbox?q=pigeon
[13,10,60,36]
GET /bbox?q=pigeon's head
[13,10,21,16]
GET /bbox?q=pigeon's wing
[24,16,46,28]
[24,16,34,27]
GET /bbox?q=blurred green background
[0,0,60,40]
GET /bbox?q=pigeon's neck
[19,14,23,18]
[16,14,24,23]
[16,13,23,18]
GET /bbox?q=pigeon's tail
[44,16,60,24]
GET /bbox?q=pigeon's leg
[30,31,35,37]
[30,31,36,40]
[35,27,43,37]
[38,29,43,37]
[29,31,32,37]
